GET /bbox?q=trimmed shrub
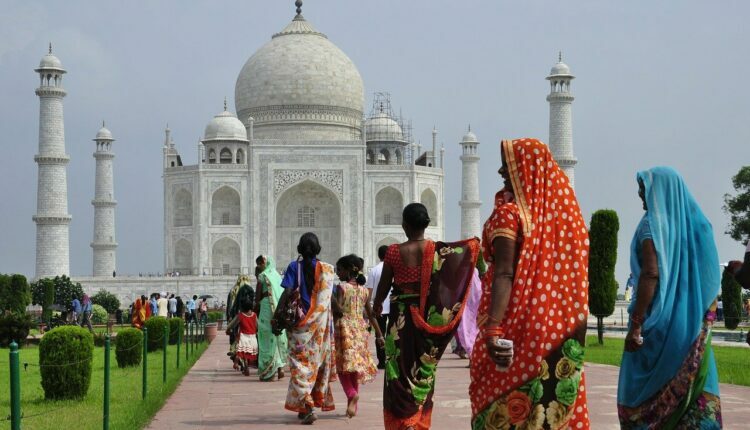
[92,289,120,314]
[168,317,184,345]
[0,313,34,347]
[0,274,31,314]
[207,311,223,323]
[143,317,169,351]
[39,326,93,399]
[91,304,109,324]
[721,266,743,330]
[115,328,142,368]
[588,209,619,345]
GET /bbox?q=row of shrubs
[38,317,188,399]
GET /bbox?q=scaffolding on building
[366,92,415,165]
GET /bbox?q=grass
[0,339,208,430]
[585,335,750,387]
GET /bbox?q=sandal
[301,412,317,425]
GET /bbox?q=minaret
[546,52,577,187]
[33,44,71,278]
[429,126,437,168]
[459,126,482,239]
[91,122,117,277]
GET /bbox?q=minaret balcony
[34,154,70,164]
[93,152,115,160]
[546,93,575,102]
[459,200,482,208]
[32,215,72,225]
[91,199,117,207]
[35,87,67,97]
[91,242,118,250]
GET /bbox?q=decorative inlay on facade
[210,182,241,194]
[373,232,403,243]
[34,155,70,164]
[32,215,72,225]
[210,233,243,246]
[246,104,362,128]
[374,182,405,195]
[274,169,343,200]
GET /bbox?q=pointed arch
[211,237,241,275]
[420,188,438,226]
[375,187,403,226]
[174,239,193,274]
[211,186,241,225]
[173,189,193,227]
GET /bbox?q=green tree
[92,289,120,314]
[31,275,84,309]
[7,275,31,314]
[588,209,619,345]
[723,166,750,244]
[721,265,743,330]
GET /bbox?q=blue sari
[618,167,722,429]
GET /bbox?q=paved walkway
[148,336,750,429]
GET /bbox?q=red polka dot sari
[469,138,590,430]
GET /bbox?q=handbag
[271,259,306,335]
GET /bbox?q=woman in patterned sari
[373,203,480,430]
[469,138,590,430]
[617,167,722,429]
[278,232,337,425]
[254,255,288,381]
[131,295,150,329]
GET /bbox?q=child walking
[225,294,258,376]
[333,254,384,418]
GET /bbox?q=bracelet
[630,314,645,327]
[486,314,503,325]
[483,325,505,339]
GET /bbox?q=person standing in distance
[366,245,390,369]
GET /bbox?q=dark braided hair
[297,232,322,291]
[336,254,366,285]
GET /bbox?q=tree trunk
[597,316,604,345]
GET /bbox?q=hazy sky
[1,1,748,288]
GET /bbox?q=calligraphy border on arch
[274,169,344,200]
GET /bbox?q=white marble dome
[234,15,364,140]
[203,110,248,141]
[95,125,113,141]
[366,112,403,141]
[461,130,478,143]
[38,53,64,70]
[549,61,571,76]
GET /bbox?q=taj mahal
[31,2,577,301]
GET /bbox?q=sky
[1,1,748,288]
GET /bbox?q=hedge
[91,304,109,324]
[115,328,143,368]
[39,326,93,399]
[0,274,30,314]
[168,317,184,345]
[588,209,619,345]
[143,317,169,351]
[0,313,34,347]
[92,289,121,314]
[721,267,743,330]
[207,311,224,323]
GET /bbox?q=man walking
[367,245,390,369]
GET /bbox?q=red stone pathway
[148,336,750,429]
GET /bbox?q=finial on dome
[102,120,106,128]
[223,97,227,111]
[559,51,562,62]
[49,42,52,54]
[468,124,471,132]
[295,0,303,16]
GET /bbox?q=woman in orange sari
[469,138,590,430]
[131,295,151,329]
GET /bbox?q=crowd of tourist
[122,137,750,429]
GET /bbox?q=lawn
[585,335,750,386]
[0,340,208,430]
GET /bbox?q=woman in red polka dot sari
[469,138,590,430]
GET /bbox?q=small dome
[203,110,248,141]
[95,126,113,141]
[366,112,403,141]
[549,61,571,76]
[38,53,64,71]
[462,130,478,143]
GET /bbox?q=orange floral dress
[334,280,378,383]
[469,138,590,430]
[284,261,337,413]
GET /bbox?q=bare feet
[278,368,285,379]
[346,394,359,418]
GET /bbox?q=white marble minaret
[459,126,482,239]
[33,44,71,278]
[91,122,117,276]
[546,53,577,188]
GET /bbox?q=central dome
[235,14,365,141]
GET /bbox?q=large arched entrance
[211,237,241,275]
[275,180,341,265]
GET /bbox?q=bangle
[630,314,645,327]
[486,314,503,325]
[483,325,505,339]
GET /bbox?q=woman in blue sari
[618,167,722,429]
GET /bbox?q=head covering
[471,138,589,416]
[82,294,90,305]
[259,256,284,307]
[619,167,720,406]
